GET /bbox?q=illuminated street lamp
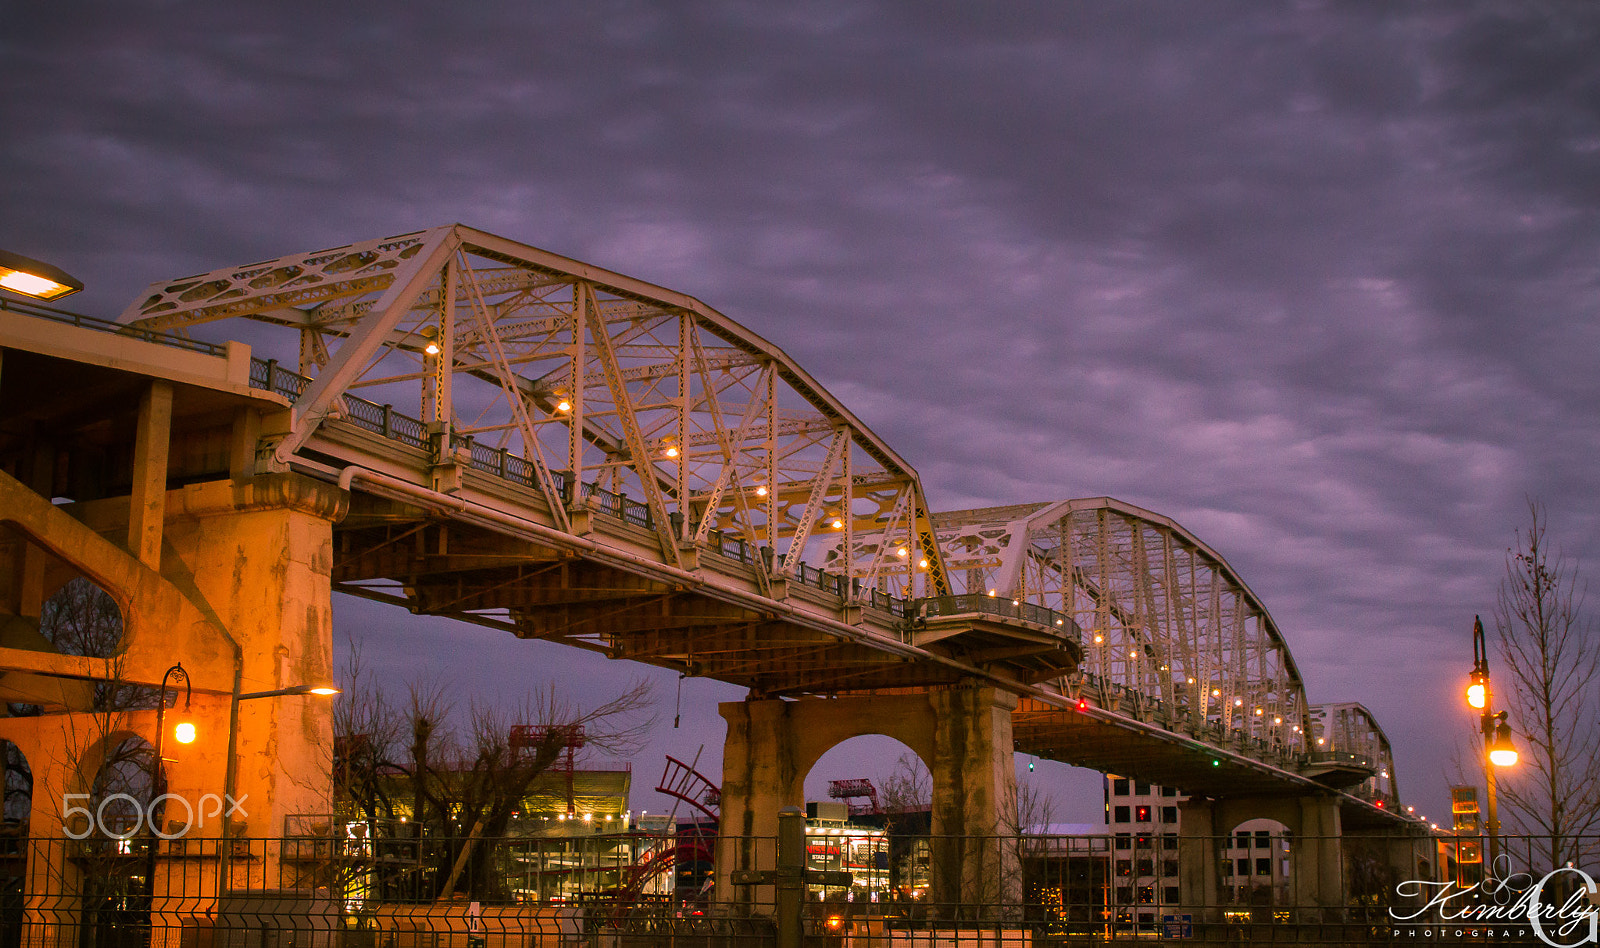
[214,677,341,900]
[0,248,83,301]
[147,663,193,886]
[1468,615,1518,869]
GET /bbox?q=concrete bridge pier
[156,474,345,857]
[1,460,343,944]
[716,686,1019,913]
[1177,794,1345,923]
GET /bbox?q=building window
[1256,857,1272,876]
[1162,806,1178,824]
[1113,778,1130,796]
[1163,834,1178,851]
[1138,884,1155,904]
[1255,830,1271,848]
[1161,786,1178,797]
[1237,859,1250,876]
[1114,806,1130,823]
[1235,832,1250,849]
[1164,885,1180,903]
[1135,782,1151,795]
[1116,858,1133,877]
[1116,885,1133,904]
[1135,806,1150,822]
[1116,833,1131,850]
[1222,861,1233,877]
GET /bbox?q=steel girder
[1310,702,1399,809]
[121,225,949,594]
[840,498,1315,762]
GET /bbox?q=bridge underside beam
[332,510,973,695]
[1013,697,1305,798]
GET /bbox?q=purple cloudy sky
[5,2,1599,827]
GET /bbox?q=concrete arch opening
[805,735,930,902]
[1218,817,1293,918]
[38,579,126,665]
[75,732,158,948]
[716,686,1020,912]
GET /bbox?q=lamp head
[1488,714,1518,767]
[0,249,83,301]
[1466,676,1487,710]
[173,720,197,745]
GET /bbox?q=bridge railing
[1309,749,1376,771]
[0,297,229,355]
[239,358,914,621]
[915,593,1080,638]
[1076,672,1307,771]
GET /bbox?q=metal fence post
[777,806,805,948]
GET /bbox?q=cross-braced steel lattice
[841,498,1312,758]
[121,225,949,596]
[1310,702,1399,808]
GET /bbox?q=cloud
[4,0,1599,824]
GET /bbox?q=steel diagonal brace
[779,429,848,577]
[912,487,951,596]
[692,357,772,545]
[271,225,459,465]
[856,487,911,589]
[585,287,681,565]
[457,251,570,533]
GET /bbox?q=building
[804,802,891,898]
[1103,776,1183,932]
[1103,775,1293,928]
[326,756,673,903]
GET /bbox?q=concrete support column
[928,686,1019,913]
[162,474,346,887]
[716,699,807,912]
[128,381,173,570]
[1177,797,1220,922]
[1291,795,1343,921]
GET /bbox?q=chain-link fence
[0,830,1592,948]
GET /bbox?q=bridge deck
[0,256,1413,831]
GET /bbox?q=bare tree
[877,754,930,899]
[331,650,655,901]
[1492,501,1600,871]
[879,752,930,829]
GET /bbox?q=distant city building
[805,801,892,897]
[328,753,673,902]
[1102,775,1292,929]
[1447,785,1483,885]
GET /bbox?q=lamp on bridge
[1467,615,1517,870]
[0,248,83,301]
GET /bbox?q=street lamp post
[1467,615,1518,872]
[147,664,195,890]
[215,679,341,897]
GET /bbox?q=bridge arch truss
[121,224,952,603]
[914,498,1313,759]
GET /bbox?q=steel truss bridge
[0,225,1408,829]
